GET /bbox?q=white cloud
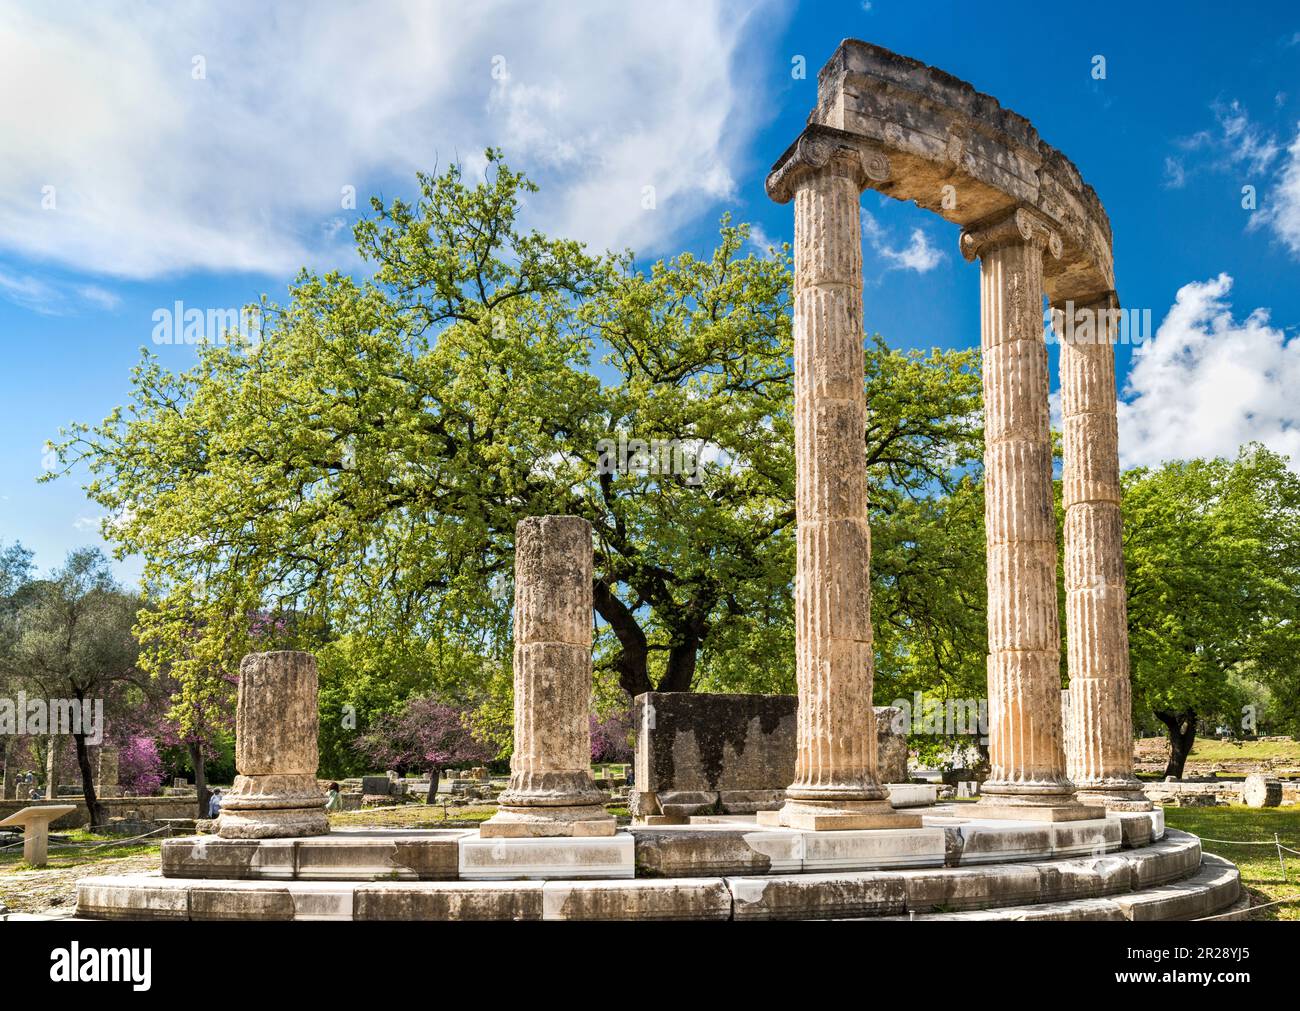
[0,0,779,281]
[1176,100,1280,175]
[1117,274,1300,471]
[861,210,944,273]
[0,267,120,314]
[1252,124,1300,256]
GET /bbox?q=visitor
[324,782,342,811]
[207,788,223,819]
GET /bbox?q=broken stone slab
[886,783,938,808]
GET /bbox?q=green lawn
[1163,805,1300,920]
[0,826,162,872]
[1181,739,1300,764]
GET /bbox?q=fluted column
[1056,294,1150,810]
[763,127,919,831]
[218,650,329,838]
[960,208,1083,818]
[481,515,614,838]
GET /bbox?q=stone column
[481,515,614,838]
[96,746,122,799]
[1056,294,1150,810]
[217,651,328,838]
[762,128,919,831]
[960,208,1085,820]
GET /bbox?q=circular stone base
[480,804,616,838]
[217,807,329,839]
[74,828,1243,922]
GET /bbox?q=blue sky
[2,0,1299,584]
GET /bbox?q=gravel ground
[0,851,160,918]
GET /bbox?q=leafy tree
[1123,445,1300,777]
[48,153,985,737]
[0,549,147,825]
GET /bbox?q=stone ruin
[629,693,915,822]
[74,41,1247,923]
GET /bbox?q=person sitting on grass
[324,782,342,812]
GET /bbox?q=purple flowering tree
[590,709,633,764]
[354,695,494,802]
[118,736,164,795]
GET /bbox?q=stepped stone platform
[75,806,1243,921]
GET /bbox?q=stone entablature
[802,39,1114,305]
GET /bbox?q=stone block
[799,827,947,871]
[542,878,732,921]
[76,875,189,921]
[950,820,1052,864]
[632,826,803,877]
[886,783,937,808]
[1050,818,1121,858]
[1243,773,1282,808]
[728,871,908,920]
[354,881,544,921]
[459,832,635,880]
[903,863,1043,912]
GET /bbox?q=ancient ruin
[73,41,1239,923]
[765,40,1148,822]
[481,516,615,838]
[216,651,329,839]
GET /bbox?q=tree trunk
[659,634,699,693]
[188,741,210,819]
[426,766,441,803]
[592,579,652,697]
[1155,709,1197,780]
[73,732,104,829]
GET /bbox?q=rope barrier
[0,824,171,857]
[1194,896,1300,921]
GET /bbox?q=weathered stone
[482,516,613,839]
[541,878,732,921]
[1243,773,1282,808]
[0,804,78,866]
[729,870,908,920]
[631,692,795,820]
[459,833,633,880]
[631,693,912,821]
[217,651,328,839]
[766,135,918,832]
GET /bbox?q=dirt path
[0,852,160,917]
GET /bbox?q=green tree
[1123,445,1300,777]
[0,549,147,826]
[49,153,985,734]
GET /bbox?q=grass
[0,825,163,873]
[328,802,499,830]
[1163,804,1300,920]
[1135,736,1300,765]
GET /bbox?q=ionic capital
[960,207,1062,263]
[766,125,891,204]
